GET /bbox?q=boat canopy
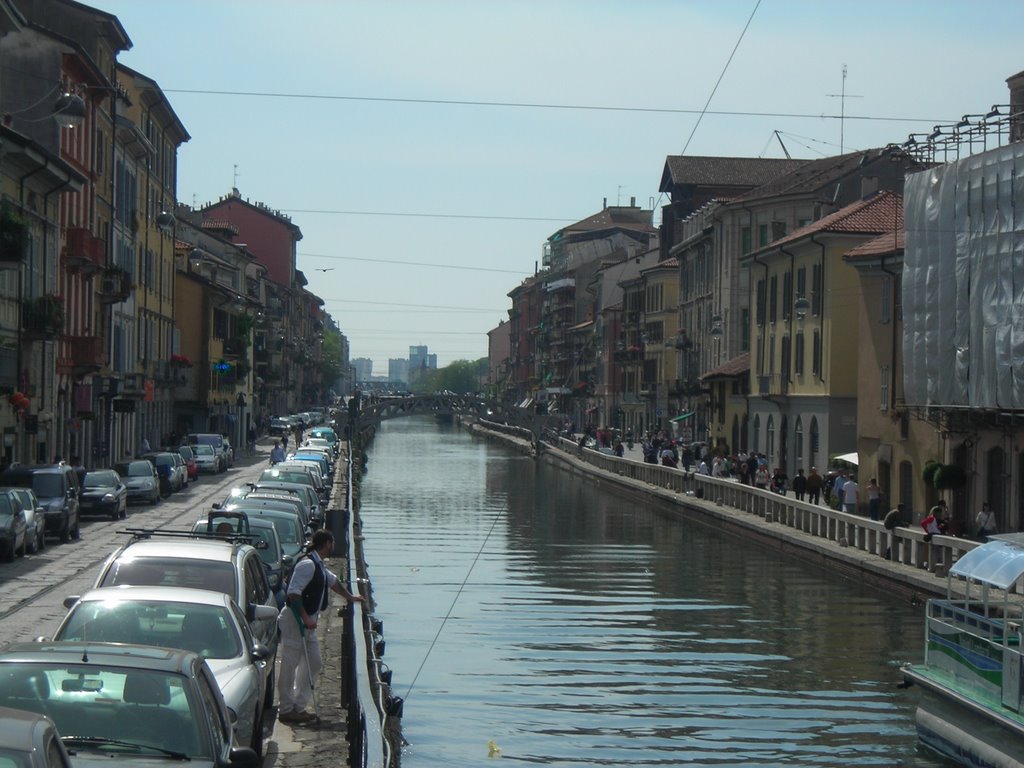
[949,535,1024,591]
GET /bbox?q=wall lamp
[155,210,175,233]
[709,314,723,338]
[794,295,810,320]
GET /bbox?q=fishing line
[402,506,505,702]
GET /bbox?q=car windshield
[234,511,301,545]
[0,662,208,758]
[177,447,194,460]
[99,557,235,598]
[114,462,152,478]
[31,475,64,498]
[56,601,242,659]
[195,445,214,457]
[0,494,14,519]
[84,471,118,488]
[10,489,33,508]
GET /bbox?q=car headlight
[102,493,116,502]
[142,479,155,489]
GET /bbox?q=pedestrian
[842,474,859,514]
[866,478,882,521]
[792,469,807,501]
[139,436,150,454]
[754,464,770,490]
[70,455,86,490]
[921,505,943,540]
[278,530,365,725]
[975,501,997,541]
[883,503,906,559]
[247,424,257,456]
[772,467,788,496]
[614,440,624,458]
[270,441,285,465]
[832,470,847,509]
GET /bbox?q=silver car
[54,587,277,756]
[8,487,45,554]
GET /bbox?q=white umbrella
[832,452,859,466]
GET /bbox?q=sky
[88,0,1024,374]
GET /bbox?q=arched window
[767,416,775,462]
[753,415,761,453]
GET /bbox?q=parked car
[0,642,261,766]
[112,459,160,505]
[8,487,46,554]
[187,434,228,473]
[0,464,80,543]
[79,469,128,520]
[192,512,290,597]
[177,444,200,481]
[140,452,186,493]
[308,426,339,455]
[0,706,73,767]
[54,586,277,756]
[268,417,290,437]
[215,505,307,568]
[222,438,235,468]
[261,463,327,505]
[193,444,221,474]
[0,488,28,562]
[93,532,278,653]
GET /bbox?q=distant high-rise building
[352,358,373,384]
[389,358,409,386]
[408,345,437,386]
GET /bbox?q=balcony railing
[69,335,104,370]
[22,295,64,338]
[65,227,105,270]
[223,338,246,357]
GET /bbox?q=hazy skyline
[90,0,1024,373]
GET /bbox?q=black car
[79,469,128,520]
[0,464,80,543]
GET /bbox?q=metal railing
[544,434,977,577]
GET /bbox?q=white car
[54,586,277,756]
[193,444,221,474]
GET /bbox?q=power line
[286,208,572,223]
[163,87,952,125]
[680,0,761,156]
[299,251,527,275]
[321,297,503,312]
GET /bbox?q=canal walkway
[469,420,979,603]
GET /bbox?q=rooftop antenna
[233,163,240,191]
[774,130,791,159]
[826,64,863,154]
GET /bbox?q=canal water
[358,416,950,767]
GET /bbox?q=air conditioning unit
[120,373,144,394]
[101,275,119,294]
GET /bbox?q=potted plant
[933,463,967,490]
[922,460,942,487]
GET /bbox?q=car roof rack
[117,527,265,549]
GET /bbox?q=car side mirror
[228,746,260,768]
[250,642,271,662]
[63,595,80,609]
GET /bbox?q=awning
[950,537,1024,591]
[832,452,859,466]
[670,411,695,422]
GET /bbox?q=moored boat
[901,534,1024,767]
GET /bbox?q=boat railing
[548,435,978,579]
[928,599,1013,645]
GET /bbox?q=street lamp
[794,295,810,320]
[52,92,86,129]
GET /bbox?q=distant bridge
[343,394,549,439]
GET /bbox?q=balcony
[97,269,132,303]
[758,373,789,396]
[65,227,105,272]
[223,337,246,357]
[69,335,104,371]
[22,295,64,339]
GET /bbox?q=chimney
[602,197,607,209]
[630,196,636,207]
[1008,70,1024,143]
[861,176,878,199]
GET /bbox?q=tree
[413,358,487,395]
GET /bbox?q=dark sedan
[79,469,128,520]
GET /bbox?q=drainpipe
[880,255,899,412]
[780,245,797,388]
[809,232,827,385]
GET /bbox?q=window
[809,417,820,469]
[767,415,775,460]
[795,332,804,375]
[756,280,766,326]
[740,308,750,351]
[812,263,822,315]
[769,334,776,374]
[797,266,806,298]
[781,335,791,376]
[782,272,792,319]
[812,329,821,375]
[880,365,889,411]
[753,415,761,453]
[741,227,751,254]
[794,417,804,463]
[769,275,778,322]
[758,223,769,247]
[881,276,891,324]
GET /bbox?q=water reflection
[359,417,948,767]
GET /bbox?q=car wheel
[26,528,38,555]
[119,502,128,520]
[17,535,26,557]
[36,527,45,552]
[110,506,120,520]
